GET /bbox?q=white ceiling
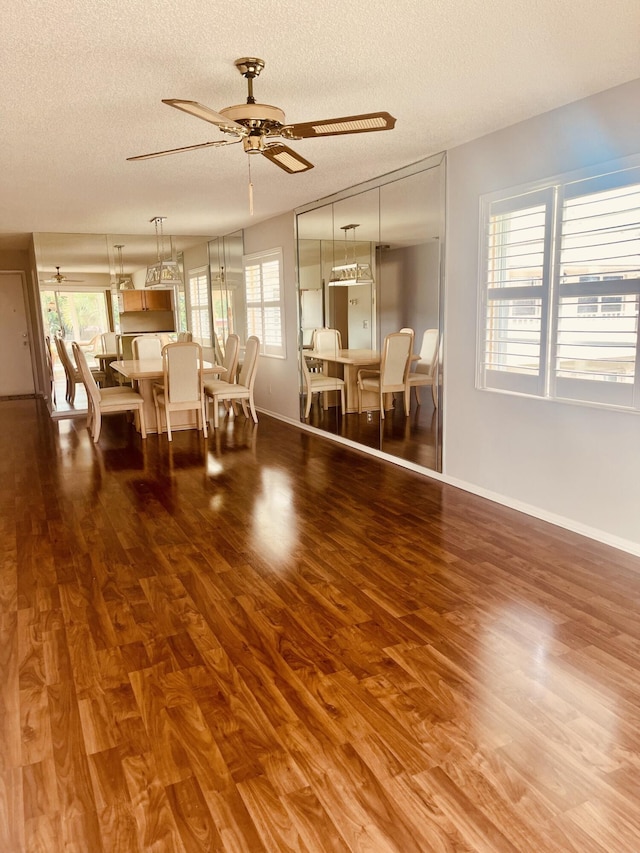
[2,0,640,251]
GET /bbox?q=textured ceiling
[2,0,640,249]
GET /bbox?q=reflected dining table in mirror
[94,351,119,386]
[304,348,383,413]
[305,346,421,414]
[111,358,226,433]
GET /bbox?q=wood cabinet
[118,288,175,333]
[118,289,172,312]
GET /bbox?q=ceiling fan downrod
[234,57,265,105]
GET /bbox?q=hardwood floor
[2,398,640,852]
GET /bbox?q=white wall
[242,211,300,421]
[445,77,640,554]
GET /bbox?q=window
[187,267,212,347]
[243,248,285,358]
[479,162,640,410]
[41,289,109,342]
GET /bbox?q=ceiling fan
[127,57,396,174]
[41,266,84,284]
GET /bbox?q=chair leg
[92,410,102,442]
[213,396,220,429]
[200,402,208,438]
[248,397,258,424]
[154,395,162,436]
[432,380,438,408]
[304,390,312,418]
[138,405,147,439]
[380,390,385,420]
[404,386,411,416]
[165,407,172,442]
[413,385,421,406]
[339,386,345,415]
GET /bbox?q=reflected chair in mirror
[204,335,260,429]
[204,333,240,422]
[152,342,208,442]
[357,331,412,419]
[45,336,55,405]
[221,333,240,383]
[54,334,105,404]
[100,331,118,353]
[300,352,345,419]
[132,335,163,360]
[407,328,439,408]
[309,327,343,372]
[72,342,146,442]
[177,331,193,342]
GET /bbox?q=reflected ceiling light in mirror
[145,216,183,287]
[328,224,374,286]
[114,244,134,289]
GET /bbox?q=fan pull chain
[248,157,254,216]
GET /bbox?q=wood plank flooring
[2,397,640,851]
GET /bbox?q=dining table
[304,348,384,413]
[94,350,118,386]
[305,347,420,413]
[111,358,226,433]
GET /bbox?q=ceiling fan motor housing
[219,103,285,134]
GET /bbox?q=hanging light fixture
[114,244,134,290]
[145,216,183,287]
[328,224,374,286]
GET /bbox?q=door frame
[0,270,41,400]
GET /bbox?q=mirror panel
[209,230,245,361]
[296,154,445,472]
[35,231,213,416]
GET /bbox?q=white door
[0,272,35,395]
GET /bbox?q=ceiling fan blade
[162,99,245,133]
[127,139,241,161]
[262,144,314,174]
[284,111,396,139]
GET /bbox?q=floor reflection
[303,393,438,470]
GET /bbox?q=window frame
[243,247,286,359]
[186,266,213,348]
[477,156,640,413]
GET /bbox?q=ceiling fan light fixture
[146,217,182,287]
[113,244,134,289]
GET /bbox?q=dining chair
[221,333,240,383]
[100,331,118,353]
[309,327,343,373]
[72,342,146,442]
[312,327,342,353]
[54,335,105,404]
[204,335,260,429]
[132,335,162,359]
[177,331,193,342]
[300,352,345,418]
[357,331,412,418]
[406,328,439,407]
[152,342,208,441]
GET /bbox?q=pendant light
[145,216,182,287]
[328,224,374,286]
[114,244,133,290]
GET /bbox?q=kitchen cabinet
[118,288,175,334]
[118,289,173,312]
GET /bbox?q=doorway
[0,272,35,397]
